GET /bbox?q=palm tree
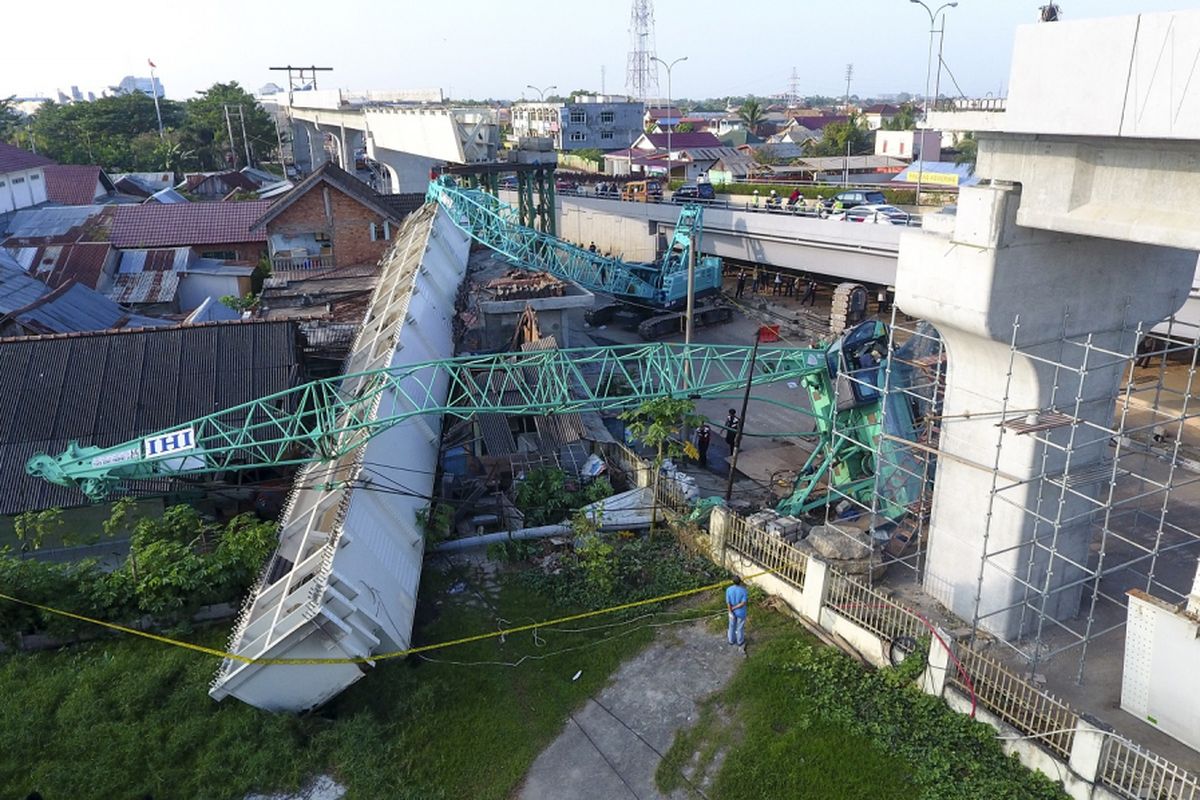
[738,99,765,135]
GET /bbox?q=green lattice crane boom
[26,341,830,502]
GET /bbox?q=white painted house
[0,142,53,214]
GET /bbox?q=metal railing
[949,645,1078,761]
[598,441,645,483]
[823,572,926,644]
[1101,739,1200,800]
[932,97,1007,113]
[654,475,692,517]
[271,253,335,270]
[723,513,807,591]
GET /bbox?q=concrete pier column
[897,182,1193,639]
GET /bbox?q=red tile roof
[43,165,106,205]
[0,142,55,174]
[111,201,271,248]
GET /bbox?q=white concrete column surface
[898,183,1194,637]
[895,11,1200,639]
[798,556,828,624]
[920,628,954,698]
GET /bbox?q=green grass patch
[0,538,724,799]
[657,607,1069,800]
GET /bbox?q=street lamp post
[525,84,557,101]
[909,0,957,208]
[650,56,687,187]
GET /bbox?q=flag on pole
[148,58,156,69]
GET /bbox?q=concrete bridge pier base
[897,182,1194,640]
[368,145,443,193]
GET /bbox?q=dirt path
[517,618,744,800]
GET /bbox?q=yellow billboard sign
[908,170,960,187]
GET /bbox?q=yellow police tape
[0,571,764,666]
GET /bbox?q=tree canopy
[737,99,766,134]
[805,115,873,158]
[882,103,919,131]
[25,82,277,174]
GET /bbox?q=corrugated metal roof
[0,321,301,514]
[3,205,108,241]
[4,281,168,336]
[117,247,193,274]
[521,336,585,450]
[0,268,49,312]
[108,270,180,304]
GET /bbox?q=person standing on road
[735,270,747,299]
[726,576,749,649]
[773,272,783,295]
[724,408,739,451]
[588,242,597,253]
[751,269,761,295]
[696,422,712,467]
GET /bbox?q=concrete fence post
[798,556,828,624]
[708,505,729,565]
[1068,714,1113,786]
[921,627,955,698]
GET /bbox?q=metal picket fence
[1101,738,1200,800]
[822,572,926,645]
[948,645,1078,761]
[723,513,808,591]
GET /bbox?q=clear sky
[1,0,1194,102]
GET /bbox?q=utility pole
[148,59,165,141]
[238,105,253,168]
[843,63,854,188]
[223,105,238,169]
[725,329,762,502]
[601,65,606,95]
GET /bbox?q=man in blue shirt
[725,575,749,650]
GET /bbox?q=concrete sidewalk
[518,619,745,800]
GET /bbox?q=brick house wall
[265,185,393,268]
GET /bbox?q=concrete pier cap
[898,10,1200,639]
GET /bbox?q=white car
[831,204,913,225]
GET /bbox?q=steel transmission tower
[626,0,661,103]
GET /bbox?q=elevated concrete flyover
[537,193,902,287]
[286,89,499,193]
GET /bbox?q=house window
[600,111,615,124]
[314,232,331,243]
[882,140,888,153]
[12,177,24,184]
[201,250,237,260]
[370,221,392,241]
[569,110,586,124]
[899,142,906,155]
[569,131,587,142]
[600,131,614,141]
[29,174,40,181]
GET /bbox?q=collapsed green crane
[25,322,932,525]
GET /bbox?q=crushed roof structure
[0,277,169,337]
[110,172,175,196]
[110,201,271,248]
[43,164,116,205]
[251,163,402,231]
[0,320,302,515]
[0,142,55,174]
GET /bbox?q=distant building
[861,104,902,130]
[111,75,164,98]
[0,142,53,214]
[511,95,644,152]
[874,129,944,161]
